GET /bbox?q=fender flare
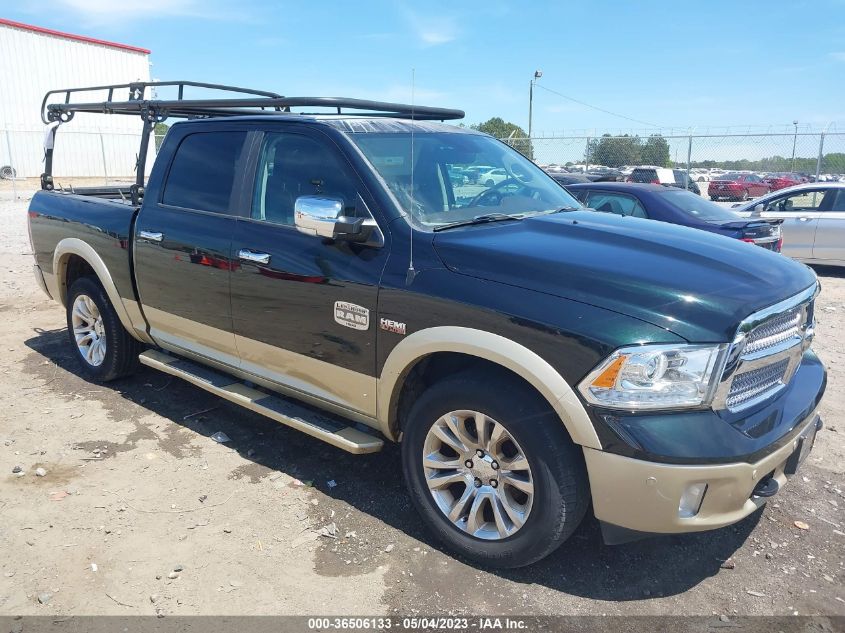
[53,238,152,344]
[377,326,601,449]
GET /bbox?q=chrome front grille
[725,358,790,410]
[743,307,803,356]
[714,285,817,413]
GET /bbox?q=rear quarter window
[162,131,248,213]
[586,191,648,218]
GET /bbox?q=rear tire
[66,276,143,381]
[401,371,589,568]
[485,179,495,187]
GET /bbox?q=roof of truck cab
[169,115,479,134]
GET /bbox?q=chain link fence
[3,126,844,201]
[0,127,150,200]
[502,131,845,185]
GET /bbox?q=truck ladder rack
[39,80,464,202]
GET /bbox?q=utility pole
[528,70,542,139]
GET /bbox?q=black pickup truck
[28,82,825,568]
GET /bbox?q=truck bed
[28,190,140,307]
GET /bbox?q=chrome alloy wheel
[71,294,106,367]
[422,410,534,540]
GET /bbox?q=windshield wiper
[433,213,524,232]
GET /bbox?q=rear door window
[586,192,648,218]
[162,131,248,213]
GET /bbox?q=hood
[432,211,816,342]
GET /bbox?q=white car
[476,167,509,187]
[690,169,711,182]
[733,182,845,265]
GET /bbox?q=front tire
[66,276,142,381]
[401,371,589,568]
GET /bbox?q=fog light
[678,483,708,518]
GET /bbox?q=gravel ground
[0,189,842,617]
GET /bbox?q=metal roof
[0,18,150,55]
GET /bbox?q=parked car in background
[763,173,805,191]
[567,182,782,251]
[708,173,770,201]
[625,166,701,194]
[463,165,495,184]
[672,170,701,195]
[691,169,711,182]
[733,183,845,265]
[549,172,592,185]
[584,168,625,182]
[475,167,509,187]
[628,166,675,185]
[447,167,468,186]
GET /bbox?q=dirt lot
[0,188,842,618]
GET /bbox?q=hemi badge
[380,318,407,335]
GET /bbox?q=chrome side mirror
[294,196,363,240]
[751,203,764,217]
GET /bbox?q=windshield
[350,132,581,228]
[661,189,744,222]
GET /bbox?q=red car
[763,172,805,191]
[708,173,770,201]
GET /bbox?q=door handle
[238,249,271,265]
[798,217,811,222]
[139,230,163,242]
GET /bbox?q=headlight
[578,344,727,410]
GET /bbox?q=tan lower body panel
[143,306,377,422]
[584,413,818,533]
[236,334,376,418]
[139,349,383,454]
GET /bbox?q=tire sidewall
[401,376,584,567]
[66,277,124,381]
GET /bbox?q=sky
[6,0,845,137]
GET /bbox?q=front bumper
[583,348,825,538]
[585,412,821,536]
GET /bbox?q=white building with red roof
[0,18,151,179]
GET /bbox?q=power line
[534,84,660,129]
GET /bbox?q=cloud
[403,8,459,47]
[830,51,845,62]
